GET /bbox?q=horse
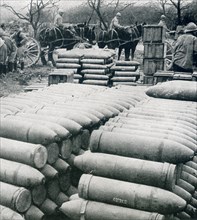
[38,23,96,66]
[98,24,143,61]
[74,23,96,45]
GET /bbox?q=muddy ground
[0,43,144,97]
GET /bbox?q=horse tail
[107,29,119,49]
[98,30,108,48]
[86,27,96,44]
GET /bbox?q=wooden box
[143,58,165,76]
[153,70,174,84]
[143,25,166,43]
[144,43,166,59]
[192,71,197,81]
[48,69,74,86]
[143,76,154,85]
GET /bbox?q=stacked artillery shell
[80,48,115,86]
[146,80,197,102]
[0,83,146,220]
[0,138,47,220]
[59,95,197,219]
[56,48,115,85]
[56,48,84,83]
[110,60,141,86]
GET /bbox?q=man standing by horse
[11,25,28,72]
[0,37,7,76]
[108,12,142,61]
[54,9,64,28]
[110,12,126,31]
[0,23,17,73]
[171,22,197,73]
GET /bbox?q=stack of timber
[0,83,147,220]
[80,48,114,86]
[60,92,197,219]
[110,60,141,86]
[55,48,115,85]
[56,49,83,83]
[143,25,166,84]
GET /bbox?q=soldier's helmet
[184,22,197,33]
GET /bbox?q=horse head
[126,24,143,41]
[74,23,96,44]
[85,25,96,44]
[61,27,81,50]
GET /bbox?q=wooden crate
[144,43,166,59]
[143,58,165,76]
[153,70,174,84]
[48,69,74,86]
[143,76,154,85]
[192,72,197,81]
[143,25,166,43]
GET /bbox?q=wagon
[23,37,41,68]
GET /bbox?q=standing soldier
[54,9,64,28]
[172,22,197,73]
[109,12,125,31]
[158,15,170,38]
[11,25,28,71]
[158,15,170,32]
[0,37,7,76]
[0,23,17,72]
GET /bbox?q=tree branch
[2,4,29,20]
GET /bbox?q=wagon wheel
[165,40,174,70]
[23,37,41,67]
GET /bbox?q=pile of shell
[60,96,197,220]
[0,83,147,220]
[110,60,141,86]
[55,49,83,83]
[55,48,115,85]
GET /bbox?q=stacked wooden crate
[110,60,140,86]
[143,25,166,84]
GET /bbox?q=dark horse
[98,24,143,61]
[38,23,96,66]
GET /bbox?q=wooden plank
[143,58,165,76]
[144,43,166,59]
[143,25,166,43]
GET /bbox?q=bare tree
[157,0,169,15]
[168,0,190,25]
[2,0,60,37]
[87,0,134,30]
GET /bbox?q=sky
[0,0,192,22]
[0,0,152,21]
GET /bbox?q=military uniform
[0,38,7,75]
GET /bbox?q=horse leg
[40,50,47,65]
[118,47,122,60]
[48,45,56,67]
[131,41,138,60]
[125,47,130,61]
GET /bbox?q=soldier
[11,25,28,71]
[0,37,7,76]
[158,15,170,32]
[0,23,17,72]
[54,9,64,27]
[172,22,197,73]
[109,12,125,31]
